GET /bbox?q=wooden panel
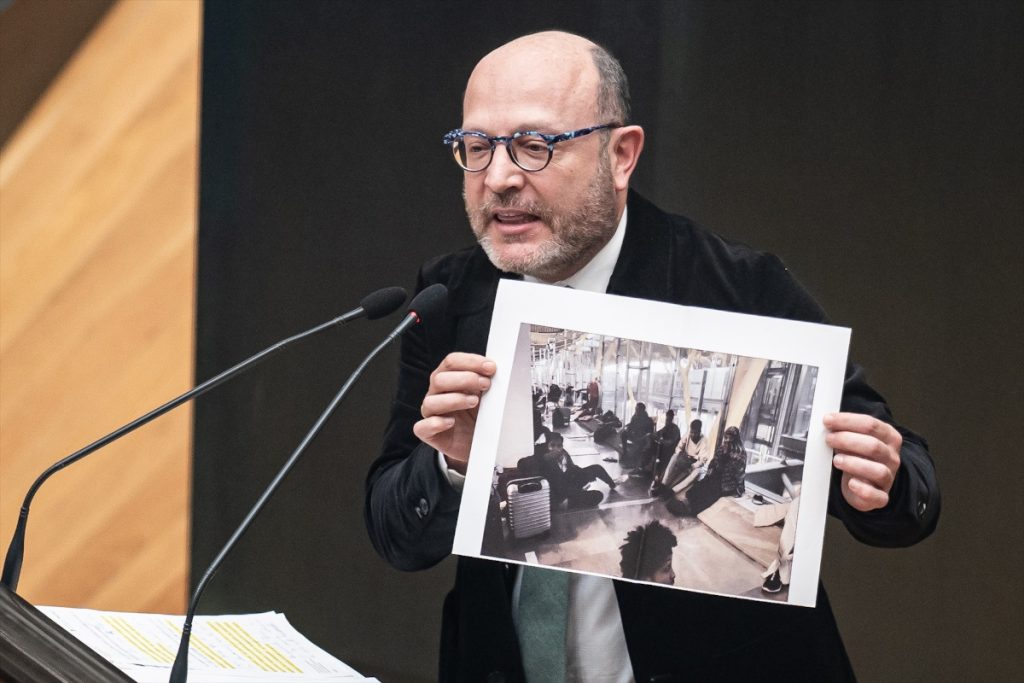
[0,0,116,145]
[0,0,200,613]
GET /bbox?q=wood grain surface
[0,0,200,613]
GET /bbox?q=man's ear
[610,125,645,191]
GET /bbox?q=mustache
[475,192,549,219]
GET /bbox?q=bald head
[478,30,597,69]
[464,31,629,130]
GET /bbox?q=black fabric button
[917,500,927,518]
[415,497,430,519]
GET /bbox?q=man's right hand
[413,352,496,474]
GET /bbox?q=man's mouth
[493,210,540,225]
[490,209,543,236]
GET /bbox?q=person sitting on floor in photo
[532,400,551,446]
[539,432,618,509]
[620,402,654,471]
[667,426,747,517]
[652,418,710,495]
[532,385,545,409]
[619,520,677,585]
[576,377,601,419]
[648,409,682,484]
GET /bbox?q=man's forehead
[468,45,592,92]
[462,35,598,131]
[461,79,597,132]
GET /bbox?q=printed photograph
[478,325,816,602]
[453,280,849,607]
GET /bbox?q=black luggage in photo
[506,476,551,539]
[552,406,570,428]
[593,422,618,445]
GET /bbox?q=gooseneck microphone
[169,284,447,683]
[0,286,408,592]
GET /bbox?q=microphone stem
[1,308,364,591]
[169,312,417,683]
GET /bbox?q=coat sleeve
[828,364,940,547]
[757,254,941,547]
[363,267,462,571]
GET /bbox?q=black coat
[365,190,940,682]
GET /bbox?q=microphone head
[361,286,408,320]
[407,284,448,323]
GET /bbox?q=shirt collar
[523,206,628,294]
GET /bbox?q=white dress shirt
[441,208,635,682]
[520,207,634,683]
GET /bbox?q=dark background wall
[193,2,1022,680]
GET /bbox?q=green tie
[518,566,570,683]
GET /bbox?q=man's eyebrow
[512,122,558,132]
[460,122,560,135]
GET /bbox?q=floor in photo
[490,408,790,602]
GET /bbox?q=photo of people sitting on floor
[479,325,817,601]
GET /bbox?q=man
[585,378,600,414]
[574,377,601,420]
[619,402,654,471]
[648,410,683,489]
[654,418,710,498]
[365,31,939,682]
[682,419,708,471]
[538,432,616,509]
[619,521,677,586]
[666,426,748,517]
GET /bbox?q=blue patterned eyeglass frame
[442,123,620,172]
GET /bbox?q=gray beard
[465,156,618,281]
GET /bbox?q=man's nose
[483,143,526,194]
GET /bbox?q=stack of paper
[39,606,378,682]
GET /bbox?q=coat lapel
[607,190,683,304]
[448,250,521,354]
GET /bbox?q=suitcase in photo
[552,406,570,428]
[506,476,551,539]
[593,423,618,445]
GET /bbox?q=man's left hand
[824,412,902,512]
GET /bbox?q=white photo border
[453,280,850,607]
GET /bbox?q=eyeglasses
[442,123,619,173]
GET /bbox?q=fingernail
[833,454,845,467]
[482,361,497,373]
[479,377,491,390]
